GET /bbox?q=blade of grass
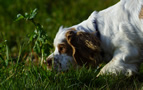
[0,72,15,85]
[5,44,9,66]
[17,45,22,64]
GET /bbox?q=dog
[46,0,143,76]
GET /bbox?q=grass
[0,0,143,89]
[1,63,143,89]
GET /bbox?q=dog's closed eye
[58,43,73,56]
[58,44,67,54]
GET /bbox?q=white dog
[46,0,143,76]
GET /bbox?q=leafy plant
[15,8,52,65]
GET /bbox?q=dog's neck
[93,19,100,40]
[71,11,100,39]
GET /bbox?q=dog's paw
[97,64,118,77]
[96,62,137,77]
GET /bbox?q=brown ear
[66,30,102,67]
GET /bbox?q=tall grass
[0,0,143,89]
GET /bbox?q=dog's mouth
[46,57,61,71]
[45,54,75,71]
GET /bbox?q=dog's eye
[59,46,64,51]
[58,44,66,54]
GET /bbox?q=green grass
[0,0,143,89]
[1,63,143,89]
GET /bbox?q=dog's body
[47,0,143,76]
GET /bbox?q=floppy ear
[66,30,102,67]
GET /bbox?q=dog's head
[46,26,102,71]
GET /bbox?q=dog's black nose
[47,59,52,66]
[46,57,52,66]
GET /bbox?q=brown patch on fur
[57,28,76,56]
[66,30,102,67]
[139,6,143,19]
[58,42,73,56]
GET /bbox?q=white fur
[49,46,74,71]
[48,0,143,76]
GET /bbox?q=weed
[15,8,52,65]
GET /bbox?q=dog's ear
[66,30,102,67]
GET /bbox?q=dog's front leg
[97,23,141,77]
[97,45,140,76]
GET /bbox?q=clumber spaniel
[46,0,143,76]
